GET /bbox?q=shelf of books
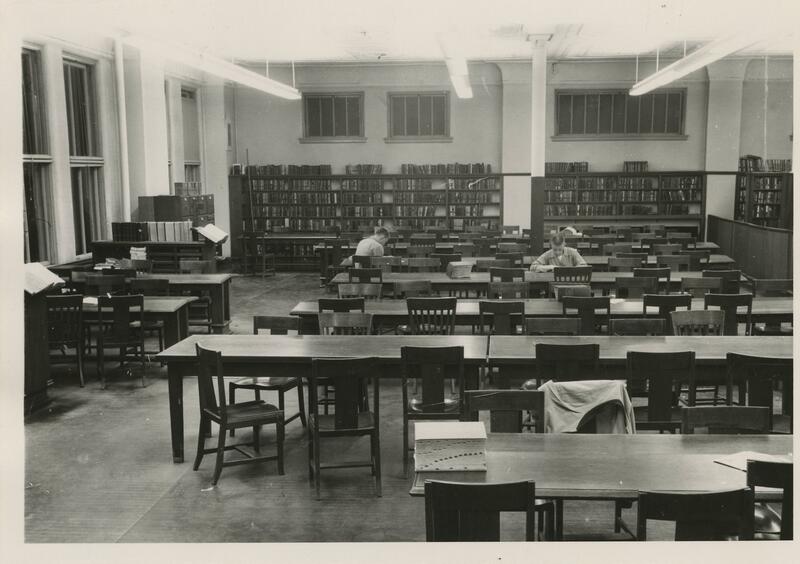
[543,172,705,230]
[735,172,793,228]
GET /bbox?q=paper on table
[24,262,64,295]
[82,297,98,306]
[713,451,792,472]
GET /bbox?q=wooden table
[156,334,489,463]
[82,296,196,347]
[138,274,233,333]
[410,433,792,537]
[399,254,735,269]
[328,270,745,295]
[290,297,792,332]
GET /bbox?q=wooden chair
[495,252,524,267]
[616,252,649,262]
[429,253,462,272]
[406,297,457,335]
[615,276,658,298]
[96,294,147,389]
[350,255,372,269]
[487,282,529,299]
[478,300,525,335]
[128,278,170,352]
[319,239,347,285]
[391,280,433,299]
[308,357,381,499]
[489,267,525,282]
[561,296,610,335]
[463,389,546,433]
[642,293,691,334]
[627,351,696,432]
[678,249,711,270]
[656,255,691,272]
[636,488,755,540]
[680,276,722,298]
[46,294,85,387]
[750,278,793,336]
[747,460,793,540]
[671,309,725,336]
[318,312,373,335]
[553,266,592,284]
[474,258,509,272]
[453,243,474,257]
[370,256,402,273]
[318,297,365,312]
[525,318,581,336]
[178,259,215,332]
[681,406,770,434]
[241,232,276,278]
[652,243,682,255]
[348,268,382,284]
[192,344,284,485]
[608,257,645,272]
[608,318,665,336]
[726,353,793,433]
[401,346,465,468]
[704,293,753,335]
[405,257,440,273]
[407,245,435,258]
[84,273,127,296]
[228,316,306,431]
[702,269,741,294]
[535,343,600,382]
[337,283,382,300]
[603,242,634,256]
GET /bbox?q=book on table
[414,421,487,472]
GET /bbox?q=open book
[25,262,65,295]
[713,451,792,472]
[194,223,229,244]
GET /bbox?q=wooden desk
[290,297,793,332]
[138,274,233,333]
[410,433,791,504]
[82,296,196,347]
[328,270,744,294]
[156,334,489,462]
[408,254,735,269]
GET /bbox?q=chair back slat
[489,267,525,282]
[671,309,725,336]
[310,357,379,430]
[704,293,753,335]
[195,343,225,419]
[253,315,299,335]
[680,276,722,298]
[553,266,592,283]
[642,293,692,335]
[402,346,465,415]
[561,296,610,335]
[615,276,657,298]
[463,390,545,433]
[318,312,373,335]
[407,298,457,335]
[97,294,144,344]
[627,351,696,422]
[478,300,524,336]
[348,268,382,284]
[702,269,741,294]
[46,294,84,345]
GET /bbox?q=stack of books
[130,247,147,261]
[623,161,649,173]
[414,421,487,472]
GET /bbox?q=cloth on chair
[538,379,636,434]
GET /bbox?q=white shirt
[354,236,385,257]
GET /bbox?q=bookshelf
[542,172,705,225]
[734,172,793,229]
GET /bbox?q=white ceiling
[16,0,797,63]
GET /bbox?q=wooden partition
[707,215,792,278]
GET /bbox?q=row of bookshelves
[734,172,792,227]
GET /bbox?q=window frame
[300,92,366,143]
[385,91,452,143]
[553,88,687,140]
[63,58,101,157]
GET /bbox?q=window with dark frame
[64,58,105,255]
[388,92,449,138]
[555,89,685,137]
[22,48,54,264]
[303,93,364,138]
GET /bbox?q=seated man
[341,226,390,266]
[530,233,587,272]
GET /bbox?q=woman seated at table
[341,226,390,266]
[530,232,587,272]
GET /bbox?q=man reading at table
[530,233,587,272]
[341,226,390,266]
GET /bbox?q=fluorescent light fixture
[122,34,301,100]
[629,32,770,96]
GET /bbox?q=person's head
[550,233,567,257]
[373,227,390,246]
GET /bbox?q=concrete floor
[25,273,781,543]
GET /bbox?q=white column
[165,77,185,188]
[530,37,548,177]
[200,79,231,256]
[113,39,131,221]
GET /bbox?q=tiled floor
[25,273,783,542]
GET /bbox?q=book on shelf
[623,161,648,173]
[739,155,764,172]
[545,161,589,174]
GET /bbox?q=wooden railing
[707,215,792,279]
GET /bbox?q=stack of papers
[414,421,487,472]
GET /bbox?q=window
[555,89,685,137]
[303,93,363,138]
[64,58,104,254]
[22,48,53,263]
[387,92,449,139]
[184,163,202,196]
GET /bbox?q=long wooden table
[156,334,488,463]
[82,295,196,347]
[328,270,745,294]
[290,297,792,332]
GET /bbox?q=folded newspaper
[414,421,487,472]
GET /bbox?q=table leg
[223,280,231,323]
[168,364,184,463]
[209,284,225,334]
[178,306,189,341]
[163,311,181,348]
[555,499,564,540]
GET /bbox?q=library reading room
[4,0,799,560]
